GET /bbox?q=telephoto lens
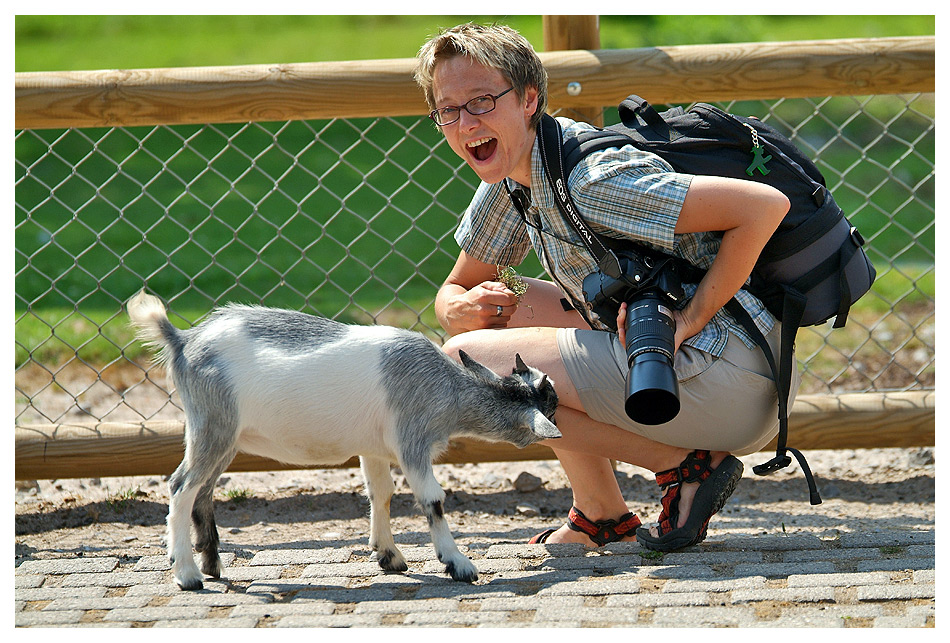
[623,293,680,425]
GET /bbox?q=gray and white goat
[127,291,560,590]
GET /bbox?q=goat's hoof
[445,559,478,583]
[200,557,223,578]
[176,576,204,591]
[376,549,409,573]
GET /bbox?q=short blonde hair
[415,23,548,129]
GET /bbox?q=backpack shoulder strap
[725,295,822,505]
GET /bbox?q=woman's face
[431,56,539,186]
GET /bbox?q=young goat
[127,291,560,590]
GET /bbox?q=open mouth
[467,137,497,162]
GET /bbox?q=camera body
[582,249,686,425]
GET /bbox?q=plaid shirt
[454,116,775,355]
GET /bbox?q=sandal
[529,506,642,546]
[636,450,743,552]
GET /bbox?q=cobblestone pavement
[14,527,935,628]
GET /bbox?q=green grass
[15,15,934,72]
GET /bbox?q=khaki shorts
[556,324,801,456]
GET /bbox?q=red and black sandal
[636,450,743,552]
[529,506,642,546]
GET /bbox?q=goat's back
[130,293,460,464]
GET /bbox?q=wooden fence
[15,26,935,481]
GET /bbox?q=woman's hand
[616,302,702,355]
[440,280,520,333]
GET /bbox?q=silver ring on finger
[496,305,504,317]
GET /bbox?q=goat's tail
[127,290,183,367]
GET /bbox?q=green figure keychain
[743,123,772,176]
[747,144,772,177]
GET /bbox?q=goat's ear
[459,350,500,381]
[513,353,529,375]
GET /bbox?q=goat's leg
[166,460,206,590]
[399,450,478,583]
[360,456,408,573]
[191,450,236,579]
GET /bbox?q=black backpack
[518,96,876,504]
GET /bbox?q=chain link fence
[15,92,935,427]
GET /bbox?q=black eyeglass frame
[428,87,515,126]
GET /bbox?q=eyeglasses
[429,87,514,126]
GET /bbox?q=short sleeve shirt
[454,116,775,355]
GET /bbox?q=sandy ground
[15,446,935,566]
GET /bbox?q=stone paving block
[276,613,383,627]
[489,569,599,584]
[249,548,351,566]
[413,583,519,600]
[782,547,881,563]
[538,576,641,596]
[856,557,935,572]
[787,570,893,588]
[167,592,273,607]
[607,591,712,608]
[16,586,109,601]
[651,605,757,627]
[294,587,399,603]
[478,595,584,611]
[42,596,152,611]
[663,575,766,593]
[125,582,218,597]
[102,606,212,623]
[354,598,459,614]
[712,534,827,551]
[536,605,640,624]
[637,563,719,579]
[662,550,763,565]
[132,553,236,571]
[731,586,836,603]
[218,564,284,582]
[404,610,510,626]
[838,531,934,548]
[16,557,119,575]
[245,577,350,595]
[858,583,935,601]
[154,617,260,627]
[733,561,836,577]
[300,561,382,578]
[60,570,167,587]
[15,610,85,626]
[230,602,336,619]
[913,569,935,584]
[748,613,845,628]
[14,575,45,589]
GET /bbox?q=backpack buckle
[850,226,865,246]
[752,454,793,476]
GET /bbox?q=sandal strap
[654,449,714,490]
[567,506,642,547]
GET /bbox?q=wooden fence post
[542,15,604,126]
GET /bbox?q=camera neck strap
[536,114,624,280]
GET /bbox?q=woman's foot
[530,506,641,547]
[637,450,743,551]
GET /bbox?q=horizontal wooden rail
[15,391,934,481]
[15,36,934,130]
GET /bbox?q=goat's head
[458,350,561,446]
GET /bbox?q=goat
[127,291,560,590]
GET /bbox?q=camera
[582,248,685,425]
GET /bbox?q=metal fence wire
[15,94,935,426]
